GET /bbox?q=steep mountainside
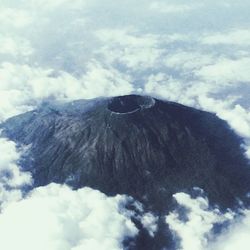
[1,95,250,249]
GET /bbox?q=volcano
[1,95,250,249]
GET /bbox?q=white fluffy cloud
[0,36,33,57]
[211,210,250,250]
[0,138,31,188]
[201,29,250,46]
[196,57,250,84]
[0,137,32,210]
[166,191,250,250]
[0,184,139,250]
[166,192,234,250]
[0,62,133,122]
[96,29,162,70]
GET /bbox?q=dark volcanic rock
[1,94,250,249]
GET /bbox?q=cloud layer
[0,136,32,210]
[0,184,139,250]
[166,190,250,250]
[0,0,250,249]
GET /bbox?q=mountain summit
[1,95,250,249]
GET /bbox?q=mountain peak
[108,95,156,114]
[1,95,250,249]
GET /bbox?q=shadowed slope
[1,95,250,249]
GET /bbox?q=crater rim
[107,95,156,114]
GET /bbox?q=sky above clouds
[0,0,250,249]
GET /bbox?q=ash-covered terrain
[1,95,250,250]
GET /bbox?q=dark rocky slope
[1,95,250,249]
